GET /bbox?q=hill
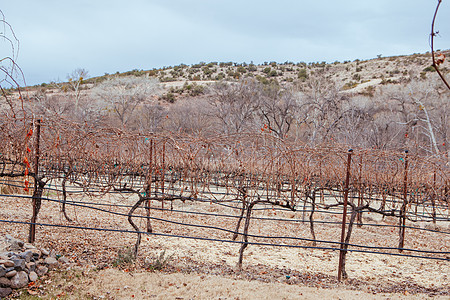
[85,50,450,98]
[25,50,450,100]
[3,50,448,154]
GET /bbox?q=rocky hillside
[83,50,450,96]
[22,50,449,100]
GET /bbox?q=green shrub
[159,76,176,82]
[247,64,257,72]
[202,66,214,75]
[161,92,176,103]
[189,84,204,96]
[268,70,278,77]
[298,68,308,80]
[191,63,204,69]
[256,75,269,84]
[361,85,376,97]
[219,62,233,67]
[237,66,247,73]
[352,73,361,81]
[215,73,225,80]
[423,65,436,72]
[343,81,358,90]
[263,67,271,74]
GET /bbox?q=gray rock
[31,254,40,262]
[9,254,18,260]
[5,235,24,252]
[58,256,70,264]
[0,277,11,288]
[30,249,41,259]
[12,258,26,271]
[28,271,38,282]
[19,251,33,263]
[44,257,58,267]
[24,243,36,250]
[5,269,17,278]
[41,249,50,256]
[10,271,29,289]
[49,249,56,259]
[0,287,12,298]
[0,265,6,277]
[1,252,14,258]
[36,265,48,276]
[26,262,36,272]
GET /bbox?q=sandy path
[38,267,443,300]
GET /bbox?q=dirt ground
[13,267,447,300]
[0,190,449,299]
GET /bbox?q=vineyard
[0,116,449,296]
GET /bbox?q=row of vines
[0,116,448,281]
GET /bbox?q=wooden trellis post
[29,119,41,243]
[399,150,408,251]
[146,139,153,233]
[338,149,352,282]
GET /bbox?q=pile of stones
[0,234,67,298]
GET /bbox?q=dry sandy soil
[20,267,446,300]
[0,189,448,299]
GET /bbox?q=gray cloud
[1,0,448,85]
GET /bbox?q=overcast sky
[1,0,449,86]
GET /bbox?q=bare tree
[207,79,262,134]
[28,89,74,118]
[167,97,214,135]
[335,96,374,147]
[297,74,349,145]
[381,79,445,155]
[259,84,298,139]
[432,95,449,155]
[67,68,89,111]
[93,75,160,128]
[137,102,167,133]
